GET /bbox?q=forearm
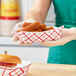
[24,0,52,24]
[24,10,44,24]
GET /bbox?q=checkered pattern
[0,63,31,76]
[16,26,64,43]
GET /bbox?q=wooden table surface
[27,63,76,76]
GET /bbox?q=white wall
[20,0,28,20]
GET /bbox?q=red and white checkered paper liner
[16,26,64,43]
[0,61,31,76]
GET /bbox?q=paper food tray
[0,60,31,76]
[16,26,64,43]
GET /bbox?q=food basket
[16,26,64,43]
[0,61,31,76]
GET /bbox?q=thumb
[39,36,73,46]
[49,36,73,46]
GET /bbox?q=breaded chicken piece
[17,22,41,32]
[46,27,54,31]
[40,24,46,31]
[22,22,31,28]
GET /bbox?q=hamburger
[0,51,21,67]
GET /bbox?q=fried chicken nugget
[17,29,27,32]
[22,22,31,28]
[32,30,42,32]
[40,24,46,31]
[34,29,42,32]
[46,27,54,31]
[38,29,42,32]
[17,22,41,32]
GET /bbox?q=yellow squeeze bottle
[0,0,21,36]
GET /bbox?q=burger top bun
[0,51,21,64]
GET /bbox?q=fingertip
[13,35,19,41]
[23,43,29,46]
[38,41,44,44]
[28,42,32,45]
[23,42,32,46]
[19,41,24,45]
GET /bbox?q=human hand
[39,28,76,46]
[12,18,36,45]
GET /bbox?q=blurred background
[0,0,55,63]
